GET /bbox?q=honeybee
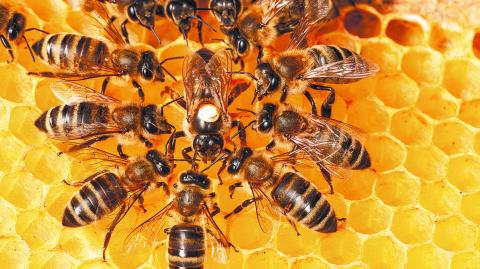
[127,170,236,268]
[62,145,173,260]
[225,146,338,234]
[29,1,180,100]
[208,0,255,29]
[255,45,379,116]
[34,81,174,156]
[254,103,371,193]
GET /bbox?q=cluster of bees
[2,0,381,267]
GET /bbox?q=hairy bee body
[0,4,26,43]
[168,224,205,269]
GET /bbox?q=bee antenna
[230,119,256,141]
[22,36,36,62]
[181,28,189,47]
[159,56,184,65]
[25,28,50,35]
[189,15,217,33]
[236,108,257,116]
[251,90,258,105]
[200,153,228,173]
[149,25,162,45]
[227,71,258,81]
[160,66,177,81]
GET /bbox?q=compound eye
[127,5,138,21]
[237,39,248,54]
[258,120,272,132]
[268,74,279,93]
[141,66,154,80]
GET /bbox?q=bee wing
[206,49,232,116]
[81,0,127,46]
[202,204,233,264]
[260,0,291,26]
[58,142,129,169]
[300,55,380,80]
[182,51,209,119]
[51,81,120,104]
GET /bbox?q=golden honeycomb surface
[0,0,479,268]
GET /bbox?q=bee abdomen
[62,172,127,227]
[340,134,371,170]
[32,34,109,71]
[271,172,337,233]
[168,224,205,269]
[310,45,363,84]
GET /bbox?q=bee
[225,146,339,234]
[62,145,173,260]
[34,81,174,157]
[127,170,236,268]
[253,103,371,193]
[254,45,379,117]
[29,1,180,100]
[208,0,255,29]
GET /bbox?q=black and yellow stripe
[168,224,205,269]
[62,172,128,227]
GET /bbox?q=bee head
[255,63,280,101]
[7,13,26,42]
[127,0,157,28]
[209,0,241,27]
[257,103,277,133]
[179,171,211,189]
[146,150,171,176]
[227,147,253,174]
[138,51,165,82]
[193,134,224,162]
[141,105,172,135]
[166,0,196,36]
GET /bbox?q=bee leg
[309,84,335,119]
[211,203,220,216]
[265,140,276,151]
[224,197,257,219]
[182,146,198,170]
[228,182,243,198]
[0,35,14,63]
[116,144,128,159]
[319,166,334,194]
[166,130,184,157]
[162,86,187,110]
[139,135,153,147]
[164,227,171,234]
[67,135,113,152]
[103,203,127,261]
[137,195,147,213]
[216,150,231,185]
[121,19,130,44]
[231,120,247,147]
[228,82,251,106]
[285,214,301,236]
[156,181,170,195]
[280,85,288,103]
[303,91,318,116]
[101,77,110,95]
[197,17,203,45]
[132,80,145,102]
[257,46,263,64]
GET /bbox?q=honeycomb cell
[433,121,474,155]
[0,199,17,236]
[447,155,480,192]
[391,207,434,244]
[430,23,470,57]
[443,58,480,100]
[275,222,319,257]
[343,8,382,38]
[0,132,26,173]
[348,199,392,234]
[462,192,480,224]
[0,99,9,131]
[361,41,400,73]
[335,76,377,102]
[44,184,76,221]
[0,237,30,269]
[376,171,419,206]
[404,145,448,180]
[333,169,376,200]
[434,215,476,251]
[474,32,480,59]
[361,236,405,269]
[401,47,444,85]
[0,64,34,103]
[227,207,274,250]
[107,224,153,269]
[8,106,46,146]
[390,108,432,145]
[459,99,480,127]
[60,228,103,260]
[375,73,419,109]
[24,0,69,23]
[419,181,461,216]
[245,249,288,269]
[405,244,449,269]
[386,18,425,46]
[16,210,61,251]
[152,244,168,269]
[451,252,480,269]
[78,260,115,269]
[318,230,361,265]
[346,98,389,133]
[416,86,458,120]
[24,145,70,185]
[291,257,331,269]
[205,245,244,269]
[29,251,77,269]
[365,135,405,172]
[0,171,45,209]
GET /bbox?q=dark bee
[225,146,338,233]
[34,82,173,156]
[127,171,236,268]
[29,1,180,100]
[254,45,379,116]
[208,0,255,29]
[255,103,371,193]
[62,146,173,260]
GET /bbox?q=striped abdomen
[62,172,128,227]
[271,172,337,233]
[34,102,111,139]
[309,45,366,84]
[32,34,109,72]
[168,224,205,269]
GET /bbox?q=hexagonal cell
[430,23,471,57]
[0,64,34,103]
[0,171,46,210]
[60,228,103,260]
[391,207,434,244]
[107,224,152,269]
[348,198,392,234]
[443,59,480,100]
[333,169,376,200]
[335,76,377,102]
[401,47,444,85]
[433,121,474,155]
[0,238,30,269]
[0,199,17,237]
[347,98,389,132]
[433,216,476,251]
[376,73,419,109]
[386,18,425,46]
[24,145,70,185]
[416,86,458,120]
[447,155,480,192]
[365,134,405,172]
[78,261,116,269]
[291,257,331,269]
[460,99,480,128]
[462,192,480,224]
[376,171,419,206]
[227,207,274,250]
[16,210,61,251]
[275,222,319,257]
[361,41,400,73]
[343,8,382,38]
[29,251,77,269]
[451,252,480,269]
[318,230,361,265]
[404,145,448,180]
[419,181,461,216]
[8,106,46,146]
[245,249,288,269]
[474,31,480,59]
[390,109,432,145]
[361,236,405,269]
[405,244,449,269]
[0,131,27,173]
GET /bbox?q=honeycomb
[0,0,480,268]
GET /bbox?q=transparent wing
[81,0,127,46]
[51,81,120,104]
[300,55,380,80]
[202,204,233,264]
[206,49,232,116]
[46,124,124,141]
[182,51,208,120]
[250,185,281,232]
[260,0,291,26]
[57,143,129,170]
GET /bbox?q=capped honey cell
[361,236,405,269]
[376,73,419,109]
[391,207,434,244]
